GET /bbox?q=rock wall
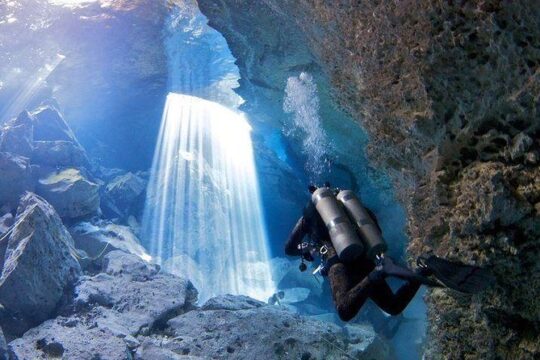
[198,1,540,358]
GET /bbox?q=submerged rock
[160,295,389,359]
[0,193,81,337]
[0,214,13,238]
[8,250,197,359]
[0,111,33,158]
[32,106,78,143]
[0,153,32,209]
[36,168,100,219]
[69,221,150,266]
[8,315,130,360]
[73,251,197,335]
[106,172,147,215]
[32,140,89,168]
[201,294,265,311]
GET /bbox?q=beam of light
[142,93,275,303]
[47,0,98,7]
[1,54,65,123]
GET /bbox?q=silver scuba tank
[337,190,388,260]
[311,187,364,262]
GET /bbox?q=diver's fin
[422,256,495,294]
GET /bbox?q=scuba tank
[337,190,387,260]
[311,187,364,262]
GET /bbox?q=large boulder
[0,214,13,238]
[69,221,150,265]
[0,111,33,158]
[155,295,390,359]
[7,315,131,360]
[32,140,89,168]
[0,193,81,337]
[73,251,197,335]
[36,168,100,219]
[31,106,78,143]
[8,250,197,359]
[106,172,147,216]
[0,153,32,208]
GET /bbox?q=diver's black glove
[368,257,388,283]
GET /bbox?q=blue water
[0,0,427,357]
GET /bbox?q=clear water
[0,1,427,357]
[283,72,330,181]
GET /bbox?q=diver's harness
[298,239,386,277]
[298,241,341,276]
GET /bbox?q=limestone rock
[450,162,533,236]
[0,153,32,208]
[101,250,159,278]
[0,214,13,237]
[73,250,197,335]
[8,250,197,359]
[135,340,203,360]
[106,172,147,216]
[201,294,265,311]
[0,193,81,337]
[69,221,150,265]
[36,168,100,219]
[32,106,78,143]
[0,111,33,158]
[345,323,392,359]
[509,133,534,161]
[7,315,130,360]
[164,295,389,359]
[32,140,88,167]
[98,167,126,182]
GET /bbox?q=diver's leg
[369,278,421,316]
[327,263,373,321]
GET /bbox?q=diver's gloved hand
[368,256,388,283]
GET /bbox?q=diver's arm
[328,264,376,322]
[284,216,307,256]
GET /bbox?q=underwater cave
[0,0,538,359]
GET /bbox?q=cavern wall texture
[198,0,540,358]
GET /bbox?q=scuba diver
[285,183,493,321]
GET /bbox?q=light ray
[142,93,275,302]
[1,54,65,123]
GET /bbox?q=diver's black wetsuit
[285,201,421,321]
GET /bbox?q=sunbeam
[142,93,275,302]
[1,53,65,123]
